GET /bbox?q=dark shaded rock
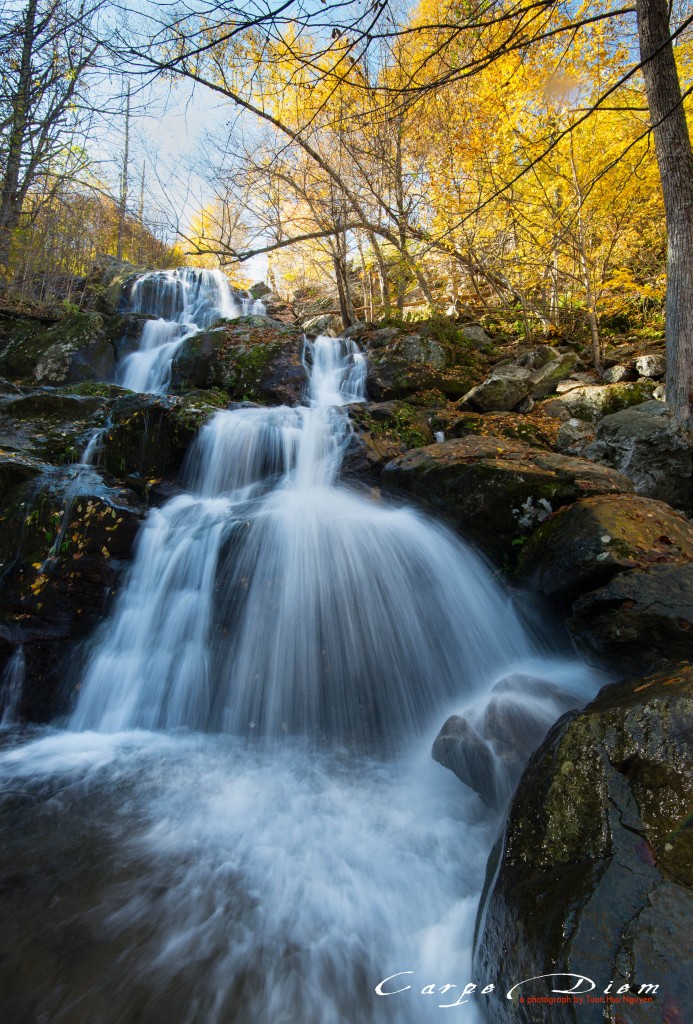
[171,318,307,404]
[345,401,434,478]
[99,391,226,480]
[0,389,110,464]
[0,311,115,385]
[568,563,693,672]
[381,435,633,563]
[582,401,693,512]
[0,463,145,720]
[475,666,693,1024]
[518,494,693,602]
[432,674,581,808]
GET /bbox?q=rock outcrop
[381,435,633,563]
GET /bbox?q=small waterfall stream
[119,267,264,393]
[0,278,599,1023]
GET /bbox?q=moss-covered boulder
[345,401,435,477]
[518,495,693,602]
[475,666,693,1024]
[348,321,484,400]
[381,436,633,564]
[99,391,226,481]
[458,364,532,412]
[91,255,150,313]
[569,563,693,671]
[170,318,307,404]
[552,379,657,423]
[0,310,116,385]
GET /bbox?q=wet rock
[518,494,693,602]
[0,311,115,386]
[634,353,666,379]
[0,389,110,463]
[0,463,145,719]
[475,666,693,1024]
[381,435,632,563]
[556,379,657,423]
[568,562,693,671]
[432,674,581,808]
[582,401,693,512]
[171,318,307,404]
[99,391,226,480]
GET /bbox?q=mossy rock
[171,321,306,404]
[0,311,114,385]
[99,392,223,480]
[553,379,657,423]
[0,389,111,464]
[518,494,693,601]
[381,435,633,565]
[475,666,693,1023]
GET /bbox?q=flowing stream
[0,277,599,1023]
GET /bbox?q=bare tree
[0,0,104,281]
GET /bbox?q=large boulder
[554,380,657,423]
[381,436,633,563]
[518,494,693,602]
[459,352,577,412]
[569,562,693,672]
[170,317,307,404]
[475,666,693,1024]
[98,391,227,482]
[0,311,116,385]
[582,401,693,512]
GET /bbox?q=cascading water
[118,267,264,394]
[0,330,599,1024]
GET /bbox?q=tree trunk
[636,0,693,426]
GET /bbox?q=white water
[0,646,24,726]
[118,267,265,393]
[0,332,599,1023]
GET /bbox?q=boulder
[518,494,693,602]
[0,390,110,463]
[99,391,226,481]
[475,666,693,1024]
[449,410,558,450]
[555,380,656,423]
[345,401,434,478]
[0,462,145,720]
[0,311,115,386]
[602,362,637,384]
[634,353,666,379]
[516,345,560,369]
[554,417,596,455]
[171,318,307,404]
[361,324,482,400]
[459,364,532,412]
[568,562,693,671]
[460,323,492,349]
[432,674,581,808]
[381,435,632,563]
[582,400,693,512]
[528,352,578,398]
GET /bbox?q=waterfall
[0,323,599,1024]
[72,335,534,743]
[0,646,24,727]
[118,267,264,394]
